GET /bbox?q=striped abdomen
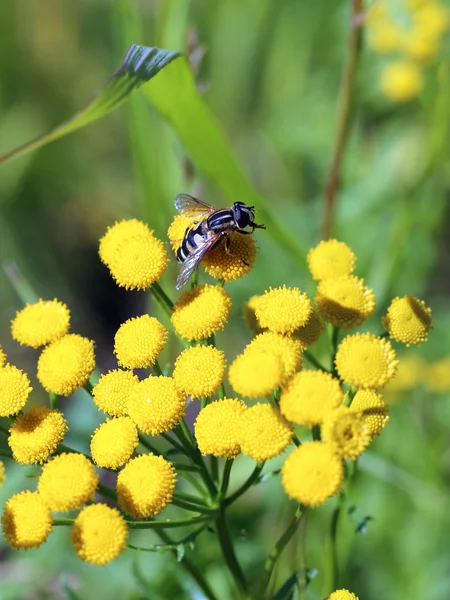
[176,223,209,263]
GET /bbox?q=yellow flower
[92,369,139,417]
[229,349,284,398]
[243,296,265,333]
[37,334,95,396]
[0,344,6,368]
[424,357,450,393]
[100,220,169,290]
[382,295,432,346]
[194,398,247,458]
[414,2,449,38]
[172,284,232,341]
[402,27,440,61]
[167,214,193,252]
[321,406,370,460]
[114,315,168,369]
[384,355,424,397]
[380,60,423,102]
[367,21,404,54]
[127,376,186,435]
[71,504,128,565]
[8,406,68,465]
[325,590,359,600]
[38,452,98,511]
[254,286,312,335]
[173,345,226,398]
[245,332,303,383]
[350,390,389,438]
[316,276,376,329]
[307,240,356,281]
[2,491,53,549]
[11,299,70,348]
[0,365,32,416]
[280,370,344,427]
[335,333,398,389]
[281,442,343,506]
[202,233,257,283]
[238,403,293,461]
[117,454,176,518]
[0,461,5,487]
[291,310,324,347]
[90,417,138,469]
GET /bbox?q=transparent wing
[176,233,222,290]
[174,194,215,221]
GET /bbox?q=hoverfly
[174,194,266,290]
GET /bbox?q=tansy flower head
[71,504,128,565]
[281,442,343,506]
[117,454,176,518]
[173,345,226,398]
[325,591,359,600]
[172,285,232,341]
[167,214,193,252]
[246,332,303,383]
[0,365,32,416]
[321,406,370,460]
[92,369,139,417]
[0,344,6,368]
[90,417,138,469]
[254,286,312,335]
[8,406,68,465]
[350,390,389,438]
[127,376,186,435]
[424,357,450,393]
[0,461,5,487]
[380,60,423,102]
[384,354,424,396]
[382,295,432,346]
[11,299,70,348]
[307,240,356,281]
[38,452,98,511]
[99,218,150,266]
[280,370,344,427]
[2,491,53,550]
[367,20,403,54]
[316,276,375,329]
[202,233,257,283]
[37,334,95,396]
[335,333,398,389]
[243,296,265,333]
[194,398,247,458]
[114,315,168,369]
[292,310,325,347]
[229,349,284,398]
[237,403,293,462]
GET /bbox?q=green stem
[217,384,225,400]
[49,393,58,410]
[98,482,117,501]
[330,496,344,590]
[174,424,217,497]
[216,507,249,599]
[57,444,92,461]
[211,456,219,484]
[160,432,186,454]
[257,505,305,598]
[312,425,321,442]
[225,462,265,506]
[221,459,233,496]
[171,497,216,514]
[303,350,329,372]
[127,515,211,529]
[138,434,161,455]
[153,359,163,376]
[84,380,94,395]
[54,518,75,526]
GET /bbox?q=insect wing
[174,194,215,221]
[176,233,221,290]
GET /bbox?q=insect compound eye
[233,202,250,228]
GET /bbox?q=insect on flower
[174,194,266,290]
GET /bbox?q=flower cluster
[366,0,449,102]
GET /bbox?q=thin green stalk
[54,518,75,526]
[221,459,233,496]
[303,350,329,372]
[201,396,210,410]
[312,425,321,442]
[138,434,161,456]
[225,462,265,506]
[57,444,92,461]
[216,507,250,599]
[127,515,211,529]
[330,496,344,590]
[98,482,117,501]
[211,456,219,484]
[257,505,305,598]
[153,359,163,376]
[49,393,58,410]
[160,432,186,454]
[84,380,94,395]
[272,388,280,405]
[217,384,225,400]
[171,497,216,514]
[174,424,217,497]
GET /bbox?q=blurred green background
[1,0,450,599]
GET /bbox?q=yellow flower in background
[194,398,247,458]
[38,452,98,511]
[292,310,324,348]
[11,299,70,348]
[350,390,389,438]
[367,21,404,54]
[307,240,356,281]
[229,349,284,398]
[117,454,176,518]
[92,369,139,417]
[173,345,226,398]
[90,417,138,469]
[281,442,343,506]
[114,315,168,369]
[202,233,257,283]
[237,403,292,462]
[280,370,344,427]
[127,376,186,435]
[0,365,32,416]
[245,331,303,383]
[71,504,128,565]
[384,354,424,397]
[414,2,449,38]
[0,461,6,487]
[172,284,232,341]
[321,406,370,460]
[402,27,441,61]
[167,214,192,252]
[37,334,95,396]
[383,295,432,346]
[335,333,398,389]
[254,286,312,335]
[424,357,450,392]
[99,218,150,266]
[8,406,68,465]
[380,60,423,102]
[2,491,53,549]
[0,345,6,368]
[316,276,376,329]
[325,590,359,600]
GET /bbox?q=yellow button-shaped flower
[325,590,359,600]
[0,365,32,416]
[167,215,193,253]
[382,295,432,346]
[307,240,356,281]
[316,276,375,329]
[350,390,389,439]
[292,310,324,348]
[90,417,138,469]
[245,331,303,383]
[2,491,53,549]
[254,286,312,335]
[380,60,423,102]
[229,349,284,399]
[202,232,257,283]
[11,299,70,348]
[114,315,168,369]
[321,406,370,460]
[237,403,293,461]
[92,369,139,417]
[194,398,247,458]
[173,345,226,399]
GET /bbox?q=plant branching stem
[216,506,250,599]
[303,350,329,372]
[138,434,161,455]
[49,393,58,410]
[225,462,265,506]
